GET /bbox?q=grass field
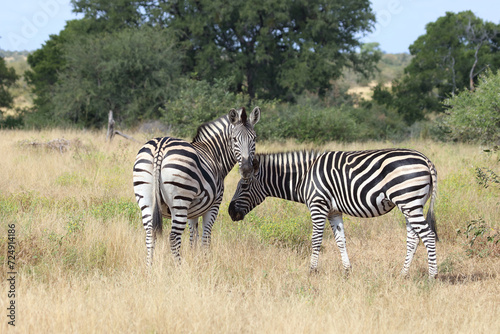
[1,129,499,333]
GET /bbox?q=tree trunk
[106,110,140,143]
[106,110,115,142]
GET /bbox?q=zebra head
[229,106,261,180]
[228,157,266,221]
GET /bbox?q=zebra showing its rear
[134,107,261,266]
[229,149,439,279]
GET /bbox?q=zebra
[228,149,439,279]
[133,107,261,266]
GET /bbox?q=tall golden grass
[1,129,499,333]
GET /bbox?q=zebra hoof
[309,267,320,275]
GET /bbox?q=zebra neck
[192,116,235,178]
[259,151,320,204]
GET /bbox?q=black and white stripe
[229,149,438,278]
[134,107,261,266]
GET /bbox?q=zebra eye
[233,137,238,143]
[241,183,249,190]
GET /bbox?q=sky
[0,0,499,54]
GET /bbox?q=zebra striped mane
[256,150,324,161]
[191,114,230,143]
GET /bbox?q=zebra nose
[228,201,244,221]
[240,158,253,178]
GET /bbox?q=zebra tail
[152,154,163,235]
[426,162,438,242]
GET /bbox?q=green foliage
[456,219,500,258]
[255,98,407,143]
[50,27,183,128]
[66,213,85,235]
[475,167,500,189]
[55,172,89,187]
[89,199,140,225]
[0,56,19,114]
[243,202,312,251]
[160,78,408,143]
[373,11,500,125]
[73,0,378,101]
[24,19,95,127]
[162,78,248,138]
[444,70,500,144]
[373,75,442,125]
[0,113,25,129]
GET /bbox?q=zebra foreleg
[401,222,419,277]
[328,214,352,275]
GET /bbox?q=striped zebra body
[134,107,260,266]
[229,149,438,278]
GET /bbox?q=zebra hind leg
[328,214,352,276]
[189,218,199,248]
[309,205,328,273]
[402,206,438,279]
[201,204,221,249]
[169,205,190,264]
[401,222,419,278]
[145,227,156,268]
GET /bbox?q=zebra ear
[249,106,261,126]
[228,108,241,125]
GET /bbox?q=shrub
[444,69,500,144]
[161,78,248,138]
[456,218,500,258]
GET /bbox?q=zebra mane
[191,114,230,143]
[256,150,324,159]
[255,150,324,165]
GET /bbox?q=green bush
[162,78,248,138]
[456,218,500,258]
[255,100,407,143]
[445,69,500,144]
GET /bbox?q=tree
[0,56,19,114]
[373,11,500,125]
[73,0,379,101]
[51,27,183,127]
[25,19,95,125]
[444,69,500,144]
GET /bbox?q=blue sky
[1,0,499,53]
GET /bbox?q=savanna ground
[0,129,499,333]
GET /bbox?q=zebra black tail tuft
[426,162,439,242]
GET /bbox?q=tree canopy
[0,56,19,114]
[373,11,500,125]
[72,0,379,100]
[52,27,183,128]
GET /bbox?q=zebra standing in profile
[229,149,439,278]
[134,107,261,266]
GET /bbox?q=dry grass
[0,129,499,333]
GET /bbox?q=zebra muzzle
[228,201,245,221]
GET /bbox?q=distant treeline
[0,3,499,144]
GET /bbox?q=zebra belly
[328,191,395,218]
[160,192,218,219]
